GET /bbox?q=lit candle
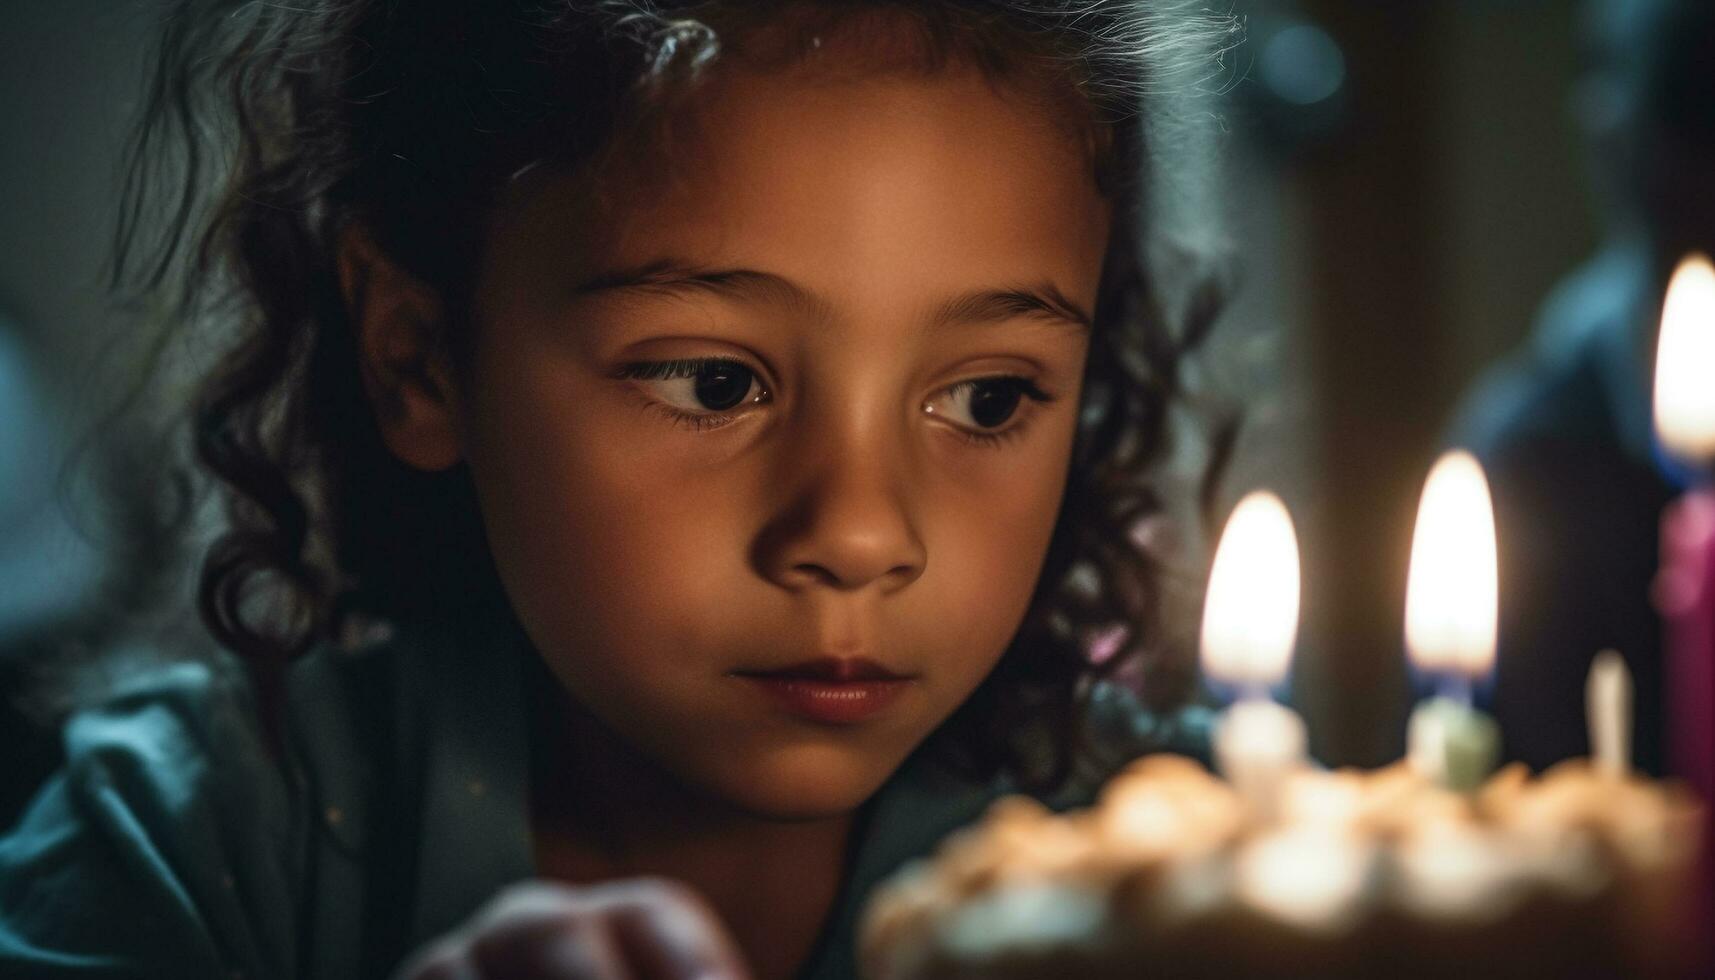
[1650,252,1715,921]
[1404,450,1501,792]
[1653,254,1715,461]
[1586,649,1632,779]
[1201,490,1307,821]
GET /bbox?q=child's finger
[445,879,751,980]
[390,937,479,980]
[468,910,633,979]
[597,878,753,980]
[467,880,591,927]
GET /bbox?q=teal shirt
[0,621,1210,979]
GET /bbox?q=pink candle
[1650,254,1715,948]
[1658,492,1715,812]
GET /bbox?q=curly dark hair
[112,0,1238,795]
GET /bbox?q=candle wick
[1437,675,1474,708]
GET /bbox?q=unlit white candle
[1587,649,1633,778]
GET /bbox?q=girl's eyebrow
[572,259,1092,333]
[931,285,1092,334]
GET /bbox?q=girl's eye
[612,359,1052,448]
[924,376,1055,448]
[614,357,771,431]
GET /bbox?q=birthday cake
[857,754,1704,980]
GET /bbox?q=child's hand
[393,878,753,980]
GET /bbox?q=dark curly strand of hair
[113,0,1238,793]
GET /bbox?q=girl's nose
[752,424,928,595]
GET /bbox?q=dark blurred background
[2,0,1687,798]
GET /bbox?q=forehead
[500,56,1111,316]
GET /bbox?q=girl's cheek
[924,442,1072,623]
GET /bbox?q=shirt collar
[797,742,1006,980]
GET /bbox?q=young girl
[1,1,1235,977]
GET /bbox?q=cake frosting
[859,755,1704,980]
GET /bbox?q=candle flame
[1653,254,1715,462]
[1201,491,1301,688]
[1405,451,1497,677]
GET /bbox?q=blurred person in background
[0,315,208,829]
[1447,0,1715,776]
[0,2,219,831]
[0,319,105,827]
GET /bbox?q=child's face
[457,56,1108,818]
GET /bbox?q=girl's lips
[738,675,913,725]
[740,655,909,682]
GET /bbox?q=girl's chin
[694,743,910,820]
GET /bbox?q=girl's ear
[337,225,465,472]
